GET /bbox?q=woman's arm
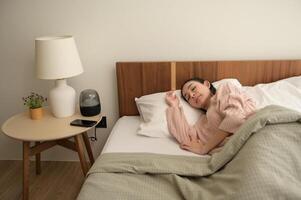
[165,91,207,145]
[180,129,229,155]
[166,106,201,145]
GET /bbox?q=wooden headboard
[116,60,301,117]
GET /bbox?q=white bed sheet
[102,116,199,156]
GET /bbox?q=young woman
[165,78,256,155]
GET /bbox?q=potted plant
[22,92,47,120]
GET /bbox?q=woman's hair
[181,77,216,111]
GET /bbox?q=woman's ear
[204,80,211,88]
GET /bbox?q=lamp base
[49,79,76,118]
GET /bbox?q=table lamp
[35,36,83,118]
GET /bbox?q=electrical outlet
[96,116,107,128]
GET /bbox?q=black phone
[70,119,97,127]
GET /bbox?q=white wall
[0,0,301,161]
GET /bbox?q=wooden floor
[0,160,85,200]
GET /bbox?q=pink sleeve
[166,106,206,144]
[217,83,256,133]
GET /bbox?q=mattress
[101,116,199,156]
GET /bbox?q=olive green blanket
[77,106,301,200]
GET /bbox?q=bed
[77,60,301,200]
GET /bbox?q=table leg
[23,141,30,200]
[35,141,41,175]
[74,135,88,176]
[82,132,95,166]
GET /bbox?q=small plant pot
[30,107,43,120]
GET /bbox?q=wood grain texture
[176,61,217,89]
[23,142,30,200]
[57,139,77,151]
[117,60,301,116]
[82,132,95,165]
[117,62,143,117]
[35,142,41,175]
[29,141,57,156]
[0,161,84,200]
[74,135,88,176]
[142,62,171,94]
[116,62,171,116]
[171,62,176,90]
[216,60,299,86]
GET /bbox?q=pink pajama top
[166,83,256,148]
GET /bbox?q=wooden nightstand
[1,108,102,200]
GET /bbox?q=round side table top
[1,108,102,141]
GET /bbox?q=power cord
[89,127,98,141]
[88,116,107,142]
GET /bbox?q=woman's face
[182,80,212,109]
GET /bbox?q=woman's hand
[180,134,206,155]
[165,91,180,107]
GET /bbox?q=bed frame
[116,60,301,117]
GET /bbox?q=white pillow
[243,75,301,113]
[135,78,242,138]
[212,78,242,89]
[135,90,203,137]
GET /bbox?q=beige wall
[1,0,301,161]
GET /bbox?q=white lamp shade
[35,36,83,79]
